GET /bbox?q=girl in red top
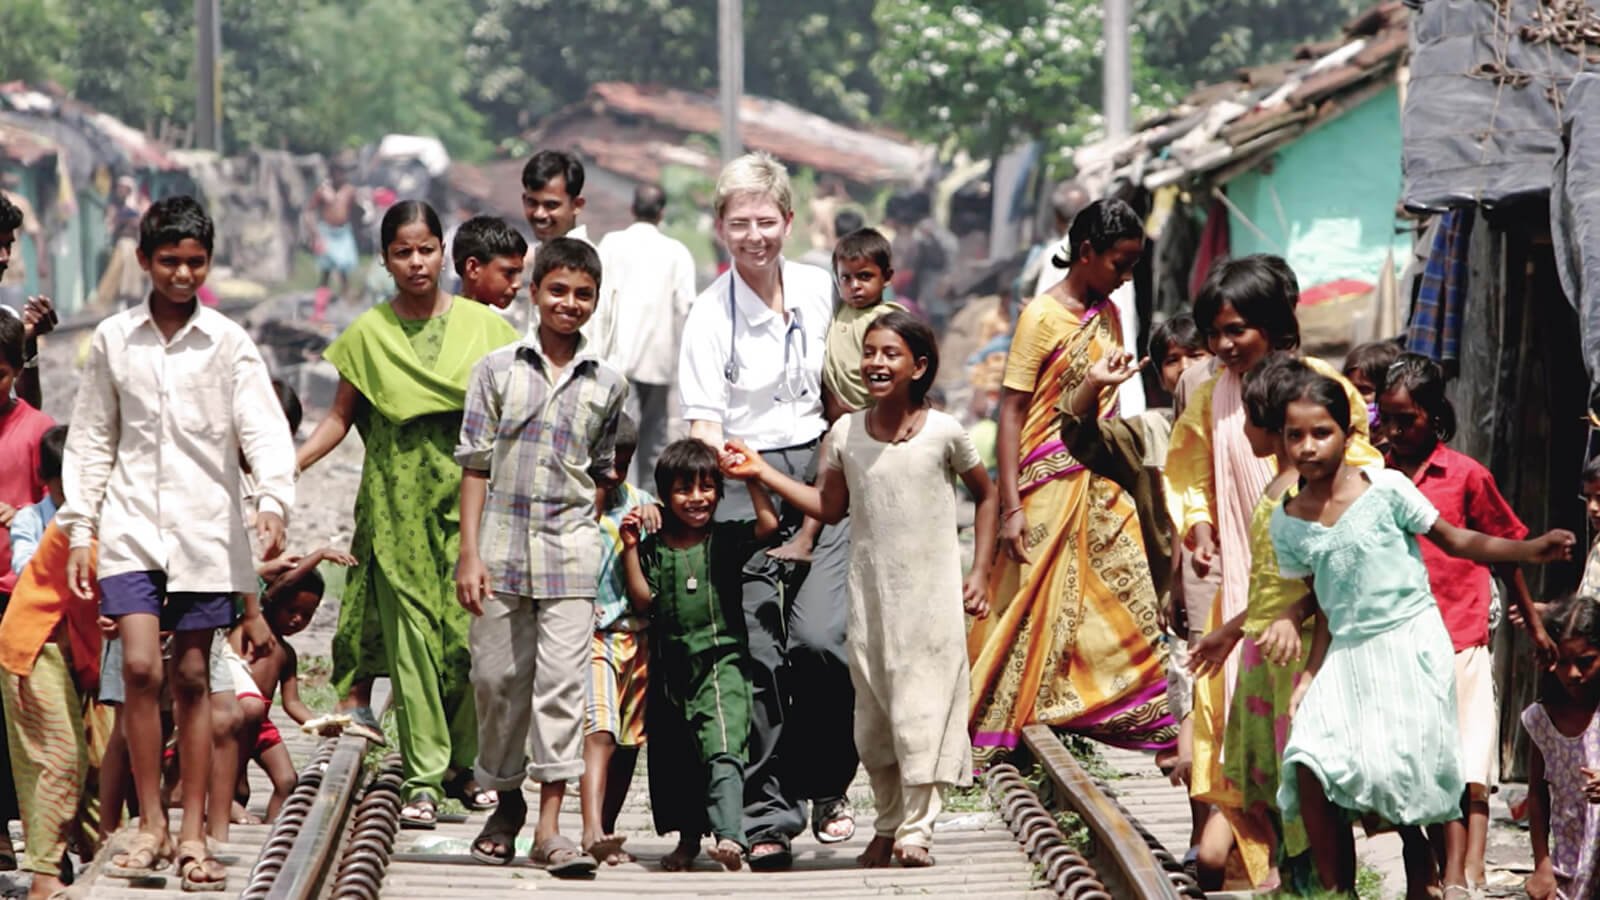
[1379,353,1554,897]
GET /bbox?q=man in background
[598,184,696,484]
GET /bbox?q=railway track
[74,683,1201,899]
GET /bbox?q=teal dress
[1268,468,1463,826]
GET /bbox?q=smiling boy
[59,195,294,891]
[455,237,628,876]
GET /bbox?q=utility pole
[195,0,222,150]
[1103,0,1131,139]
[718,0,744,164]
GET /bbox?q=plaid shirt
[456,336,628,599]
[1406,208,1471,362]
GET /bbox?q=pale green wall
[1226,85,1410,290]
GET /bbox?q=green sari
[324,298,518,800]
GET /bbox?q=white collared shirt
[598,221,697,384]
[59,301,295,593]
[678,258,833,451]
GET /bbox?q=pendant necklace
[685,542,705,593]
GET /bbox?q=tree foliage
[871,1,1174,173]
[1138,0,1368,89]
[464,0,879,139]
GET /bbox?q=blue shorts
[99,571,236,633]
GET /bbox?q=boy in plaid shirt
[455,238,628,877]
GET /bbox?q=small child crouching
[621,439,778,872]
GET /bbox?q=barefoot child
[620,439,779,872]
[235,548,356,822]
[771,228,903,564]
[456,238,627,876]
[1380,353,1551,894]
[61,195,294,892]
[580,415,660,864]
[452,215,528,311]
[725,311,999,867]
[1268,373,1574,895]
[1522,594,1600,900]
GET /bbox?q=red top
[1403,443,1526,651]
[0,399,54,594]
[0,522,101,690]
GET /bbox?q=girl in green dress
[296,201,519,825]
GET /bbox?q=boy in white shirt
[61,195,295,892]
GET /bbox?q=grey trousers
[470,593,592,786]
[716,440,857,842]
[627,381,673,488]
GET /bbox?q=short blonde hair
[713,152,794,220]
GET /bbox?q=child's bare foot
[707,838,743,871]
[766,536,814,563]
[661,837,699,872]
[582,833,626,865]
[857,835,893,868]
[230,801,262,825]
[895,844,934,867]
[25,872,65,899]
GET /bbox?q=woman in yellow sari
[969,200,1176,763]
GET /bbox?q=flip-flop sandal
[344,707,387,745]
[104,830,174,878]
[531,834,597,879]
[176,840,227,892]
[399,795,438,830]
[469,823,519,867]
[582,835,626,865]
[812,797,855,844]
[747,835,793,872]
[445,772,498,811]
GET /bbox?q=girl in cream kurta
[727,311,998,867]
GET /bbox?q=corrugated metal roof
[1073,2,1410,193]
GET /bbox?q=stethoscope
[722,273,809,402]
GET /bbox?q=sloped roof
[532,82,935,185]
[1074,2,1409,193]
[0,82,181,173]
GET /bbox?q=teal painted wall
[1226,85,1410,289]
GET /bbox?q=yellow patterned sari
[968,296,1176,761]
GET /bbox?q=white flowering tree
[873,0,1172,173]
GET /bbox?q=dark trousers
[717,441,857,842]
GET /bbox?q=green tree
[298,0,491,159]
[1138,0,1367,89]
[0,0,74,88]
[872,1,1172,172]
[64,0,192,134]
[466,0,880,139]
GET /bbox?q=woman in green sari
[297,201,519,825]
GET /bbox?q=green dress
[324,299,518,801]
[642,521,761,848]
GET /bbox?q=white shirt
[678,258,833,451]
[59,302,295,593]
[598,221,697,384]
[1035,265,1146,416]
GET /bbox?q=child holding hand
[1268,373,1574,894]
[620,439,779,872]
[724,311,999,868]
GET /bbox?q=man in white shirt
[598,184,697,483]
[1028,181,1146,416]
[516,150,602,342]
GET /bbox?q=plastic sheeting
[1402,0,1600,212]
[1552,74,1600,405]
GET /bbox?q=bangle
[1003,506,1024,519]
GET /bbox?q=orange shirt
[0,521,101,689]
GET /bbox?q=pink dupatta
[1210,370,1272,714]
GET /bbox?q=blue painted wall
[1227,84,1411,289]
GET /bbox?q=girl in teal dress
[1267,373,1574,894]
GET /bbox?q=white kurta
[826,409,979,787]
